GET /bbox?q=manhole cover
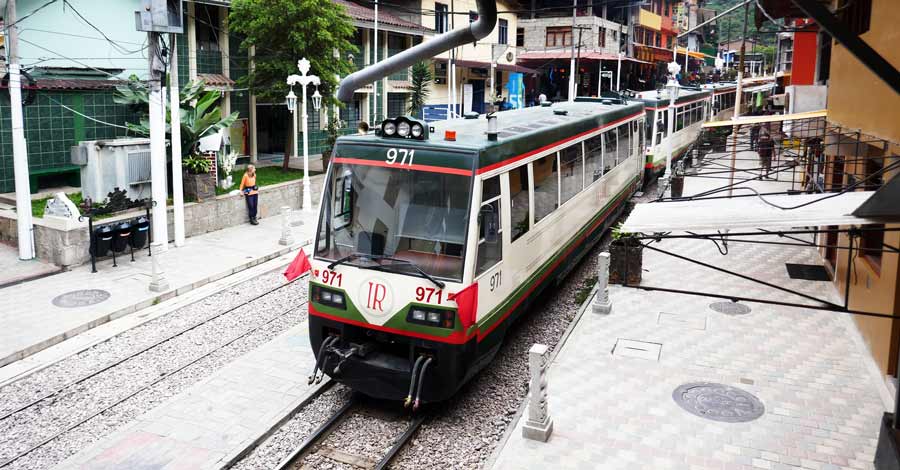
[673,382,765,423]
[709,301,751,315]
[52,289,111,308]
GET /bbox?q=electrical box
[135,0,183,34]
[72,138,154,203]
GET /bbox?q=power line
[62,0,147,55]
[2,0,59,32]
[42,93,131,130]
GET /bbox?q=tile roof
[333,0,426,32]
[3,78,125,91]
[197,73,235,89]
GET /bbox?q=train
[306,78,772,406]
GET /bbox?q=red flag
[452,283,479,329]
[284,249,311,281]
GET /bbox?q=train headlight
[311,284,346,310]
[407,307,455,329]
[383,121,397,136]
[411,123,424,138]
[397,121,411,137]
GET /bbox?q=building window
[840,0,871,35]
[499,19,508,45]
[598,27,606,48]
[196,4,220,52]
[865,156,884,191]
[656,32,662,48]
[667,36,673,49]
[508,166,530,242]
[516,27,525,47]
[861,224,884,274]
[476,176,502,276]
[665,0,670,17]
[532,153,559,223]
[435,3,449,34]
[546,26,572,47]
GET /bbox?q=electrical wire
[2,0,59,32]
[42,94,131,130]
[62,0,148,55]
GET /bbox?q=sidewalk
[55,321,318,470]
[0,210,317,368]
[0,244,60,287]
[491,143,888,470]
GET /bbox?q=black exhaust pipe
[336,0,497,103]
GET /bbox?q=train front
[308,117,477,405]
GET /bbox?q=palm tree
[408,61,433,119]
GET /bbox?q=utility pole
[7,0,35,260]
[148,34,169,251]
[728,1,751,198]
[170,34,185,247]
[568,0,577,102]
[574,26,584,98]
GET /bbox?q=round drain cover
[709,301,751,315]
[52,289,111,308]
[673,382,764,423]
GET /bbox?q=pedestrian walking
[750,122,761,150]
[240,164,260,225]
[757,132,775,179]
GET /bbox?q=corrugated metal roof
[333,0,426,32]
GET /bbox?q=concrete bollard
[279,206,294,246]
[290,208,304,227]
[148,242,170,292]
[657,175,668,199]
[522,343,553,442]
[592,252,612,314]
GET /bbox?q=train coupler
[326,341,376,375]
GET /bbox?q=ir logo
[358,277,393,317]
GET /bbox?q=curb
[483,282,600,470]
[0,239,312,370]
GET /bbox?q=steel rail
[273,396,358,470]
[0,297,310,469]
[0,273,309,422]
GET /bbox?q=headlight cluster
[407,307,455,329]
[381,116,427,140]
[311,284,346,309]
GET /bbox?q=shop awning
[621,191,880,233]
[742,83,776,93]
[675,47,712,60]
[701,109,827,128]
[517,51,650,64]
[441,59,537,74]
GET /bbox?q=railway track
[0,275,309,469]
[275,394,428,470]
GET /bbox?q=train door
[473,174,509,324]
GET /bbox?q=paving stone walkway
[492,142,888,470]
[55,321,317,470]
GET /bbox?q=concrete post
[149,242,170,292]
[592,252,612,314]
[279,206,294,246]
[657,176,668,199]
[170,33,185,248]
[522,343,553,442]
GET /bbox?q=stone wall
[0,174,324,267]
[518,17,625,54]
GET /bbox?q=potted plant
[609,223,643,285]
[183,154,215,201]
[218,151,238,189]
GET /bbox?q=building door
[824,225,839,274]
[255,103,289,156]
[471,80,486,114]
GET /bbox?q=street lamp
[287,57,321,212]
[664,61,681,186]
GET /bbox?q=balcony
[638,9,661,31]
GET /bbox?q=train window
[559,144,583,205]
[617,125,630,164]
[531,153,559,223]
[508,166,530,242]
[584,134,604,184]
[604,129,617,170]
[476,176,502,276]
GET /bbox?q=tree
[408,61,433,118]
[114,77,238,157]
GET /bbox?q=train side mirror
[480,206,499,244]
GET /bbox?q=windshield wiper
[327,252,378,270]
[362,256,446,289]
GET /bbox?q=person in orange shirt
[239,164,259,225]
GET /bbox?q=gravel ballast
[0,271,309,470]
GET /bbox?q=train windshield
[315,163,472,282]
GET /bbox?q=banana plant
[114,76,238,157]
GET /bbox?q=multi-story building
[759,0,899,381]
[516,0,631,99]
[632,0,684,88]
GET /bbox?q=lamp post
[287,58,321,212]
[664,61,681,184]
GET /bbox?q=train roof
[634,87,712,107]
[334,99,645,175]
